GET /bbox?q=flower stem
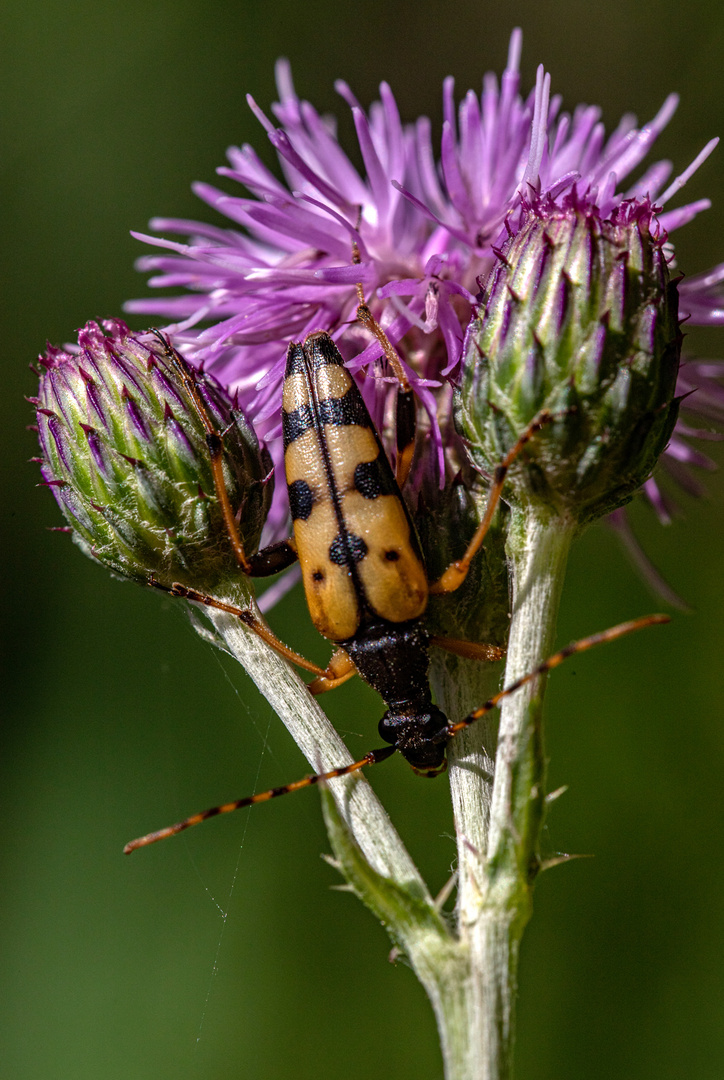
[205,507,574,1080]
[481,509,574,1078]
[206,601,430,896]
[487,509,574,863]
[431,651,501,924]
[433,509,575,1079]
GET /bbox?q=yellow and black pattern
[282,331,428,643]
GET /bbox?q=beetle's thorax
[343,618,449,773]
[342,617,430,706]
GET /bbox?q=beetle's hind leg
[150,330,261,575]
[151,331,302,579]
[148,337,336,681]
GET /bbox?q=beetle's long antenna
[445,614,670,737]
[123,746,396,853]
[125,615,668,853]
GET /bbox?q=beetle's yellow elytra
[282,333,427,641]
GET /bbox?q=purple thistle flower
[127,29,724,600]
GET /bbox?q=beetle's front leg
[429,410,554,595]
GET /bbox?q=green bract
[36,319,272,591]
[456,197,682,526]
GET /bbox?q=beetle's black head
[378,704,449,774]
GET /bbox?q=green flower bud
[35,319,272,590]
[456,196,682,525]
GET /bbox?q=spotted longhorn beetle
[125,304,667,853]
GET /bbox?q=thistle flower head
[127,32,724,577]
[457,193,681,525]
[35,319,272,592]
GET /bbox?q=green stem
[205,601,430,897]
[431,651,501,927]
[202,510,575,1080]
[431,509,575,1080]
[487,510,574,864]
[479,509,574,1079]
[430,653,502,1080]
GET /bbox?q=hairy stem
[430,510,575,1079]
[206,602,430,898]
[480,509,574,1078]
[487,511,574,862]
[431,651,501,924]
[205,506,573,1080]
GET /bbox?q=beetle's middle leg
[307,648,357,695]
[444,615,669,738]
[148,577,355,688]
[429,636,505,663]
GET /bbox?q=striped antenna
[123,746,396,853]
[445,614,670,736]
[123,614,668,853]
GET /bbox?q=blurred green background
[3,1,724,1077]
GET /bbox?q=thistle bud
[456,196,682,525]
[35,319,272,591]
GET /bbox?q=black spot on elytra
[354,454,396,499]
[329,532,368,566]
[283,387,372,447]
[284,341,307,377]
[288,478,314,521]
[307,332,345,368]
[283,403,313,448]
[319,388,371,429]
